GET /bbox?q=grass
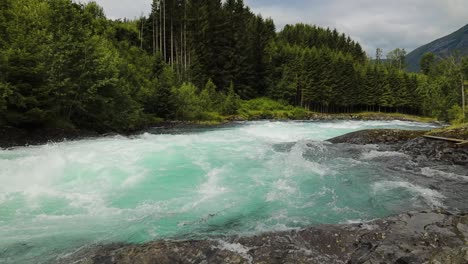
[351,112,437,123]
[444,123,468,129]
[237,98,437,123]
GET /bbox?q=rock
[430,247,468,264]
[400,137,468,165]
[429,126,468,141]
[59,211,468,264]
[328,129,468,166]
[327,129,425,145]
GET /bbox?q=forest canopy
[0,0,466,132]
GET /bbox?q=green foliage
[186,0,275,97]
[0,83,11,111]
[199,79,221,112]
[171,80,241,121]
[278,24,366,62]
[239,98,309,120]
[463,57,468,78]
[386,48,407,70]
[420,53,436,75]
[143,66,176,119]
[172,82,202,120]
[447,105,465,124]
[241,98,293,112]
[268,37,422,115]
[418,55,467,122]
[221,82,241,115]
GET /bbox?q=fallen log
[423,135,468,146]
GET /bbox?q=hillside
[406,24,468,72]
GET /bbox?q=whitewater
[1,120,466,263]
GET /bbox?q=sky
[80,0,468,57]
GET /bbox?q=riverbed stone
[60,211,468,264]
[327,129,426,145]
[328,129,468,165]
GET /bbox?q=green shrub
[221,82,241,115]
[447,104,464,125]
[172,83,203,120]
[289,108,309,119]
[198,112,224,122]
[239,98,310,120]
[240,98,292,112]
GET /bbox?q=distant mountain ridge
[406,24,468,72]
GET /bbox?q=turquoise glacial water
[0,120,447,263]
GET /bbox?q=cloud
[82,0,468,56]
[77,0,152,19]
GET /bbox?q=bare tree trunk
[159,1,162,54]
[463,75,466,120]
[156,12,159,54]
[174,38,178,75]
[180,23,183,76]
[163,0,166,62]
[140,17,144,49]
[184,0,188,72]
[188,48,191,81]
[187,0,191,78]
[300,89,304,107]
[152,15,156,55]
[171,13,174,67]
[184,31,187,71]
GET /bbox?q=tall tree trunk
[140,18,144,49]
[462,74,466,120]
[163,0,166,62]
[180,24,183,76]
[171,12,174,67]
[152,15,156,55]
[188,47,191,81]
[159,1,162,54]
[184,0,187,72]
[175,38,179,75]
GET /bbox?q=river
[2,120,466,263]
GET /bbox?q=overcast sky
[80,0,468,57]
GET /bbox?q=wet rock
[328,129,468,166]
[60,211,468,264]
[400,137,468,165]
[327,129,426,145]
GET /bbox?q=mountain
[406,24,468,72]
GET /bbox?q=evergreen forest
[0,0,467,132]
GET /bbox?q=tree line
[0,0,466,133]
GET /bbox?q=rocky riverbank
[60,211,468,264]
[329,128,468,165]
